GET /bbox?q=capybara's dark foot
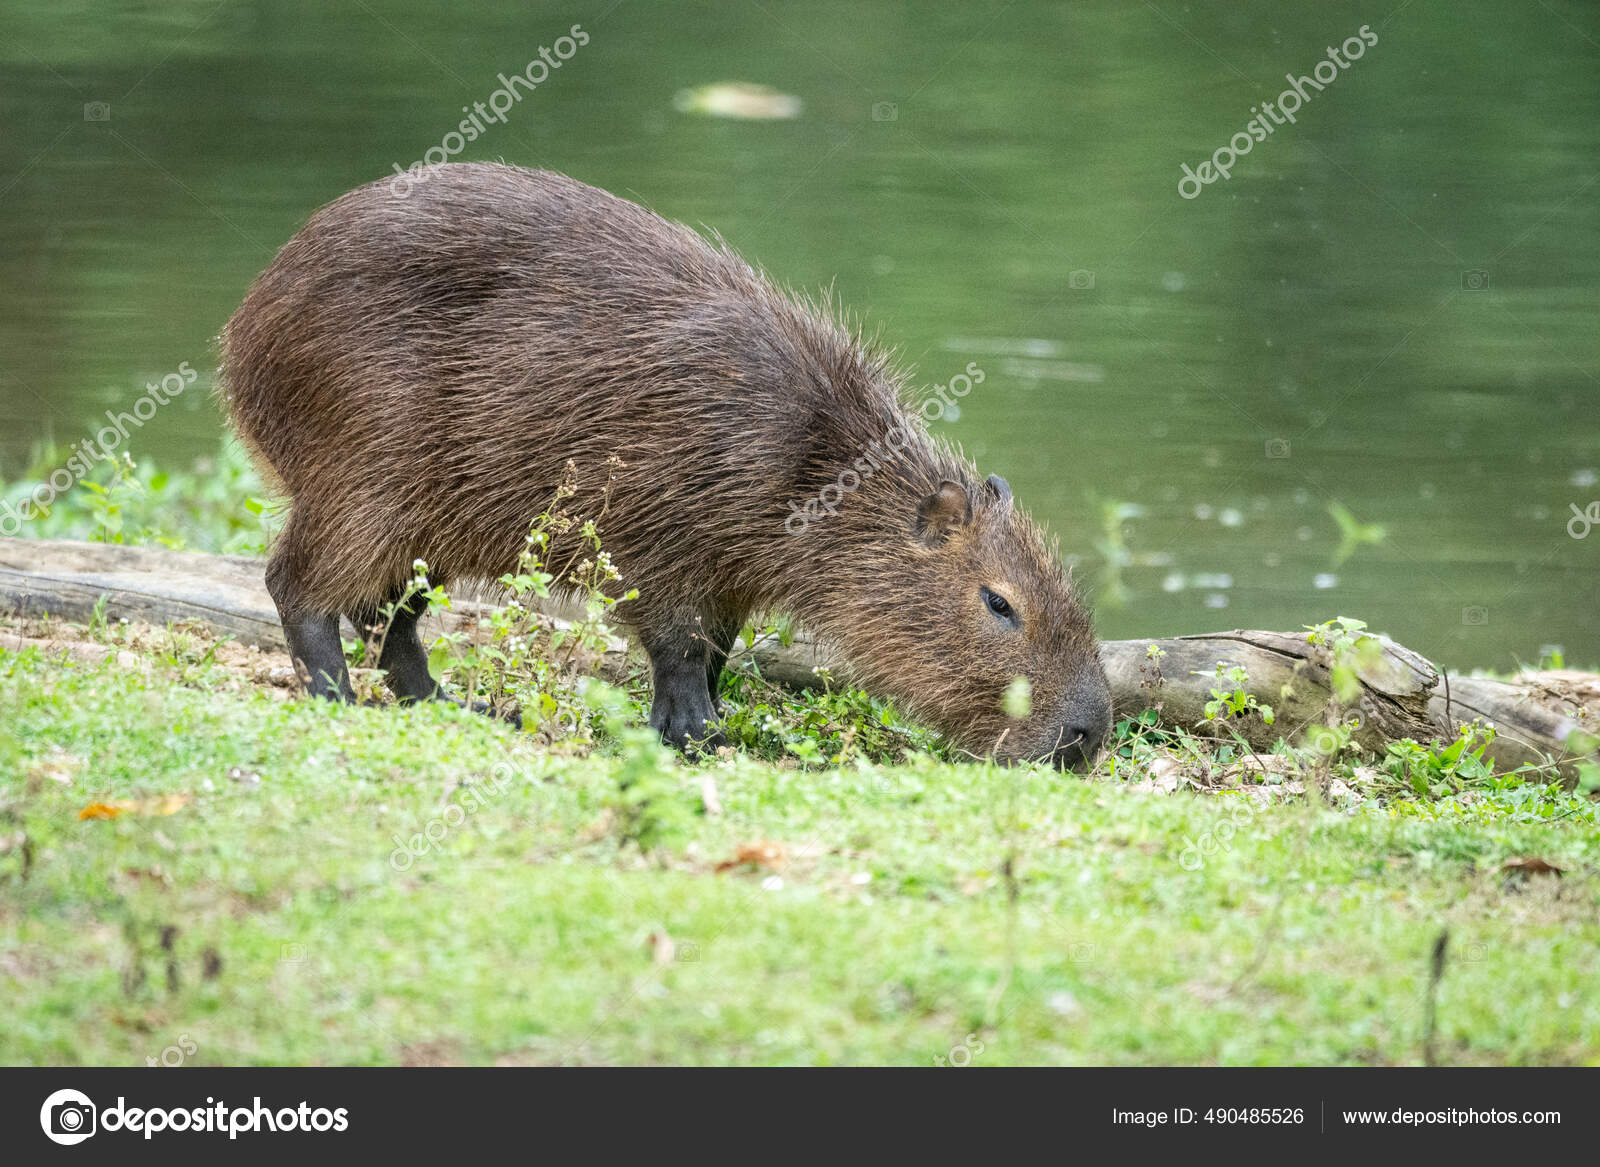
[648,663,724,755]
[650,705,725,755]
[466,698,522,730]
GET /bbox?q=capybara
[221,163,1112,766]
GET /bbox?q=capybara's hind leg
[348,591,440,704]
[266,542,353,703]
[643,618,725,754]
[282,612,351,700]
[350,590,521,727]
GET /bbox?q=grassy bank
[1,618,1596,1066]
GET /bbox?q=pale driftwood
[0,538,286,649]
[0,536,588,660]
[1098,629,1443,754]
[1429,672,1600,776]
[2,536,1596,780]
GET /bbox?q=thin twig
[1422,927,1450,1067]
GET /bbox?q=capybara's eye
[982,587,1018,627]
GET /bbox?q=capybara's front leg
[644,624,725,754]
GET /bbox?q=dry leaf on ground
[78,793,191,820]
[715,840,787,873]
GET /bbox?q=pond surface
[2,0,1596,668]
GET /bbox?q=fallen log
[2,537,1596,780]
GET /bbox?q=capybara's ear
[914,480,973,547]
[984,474,1013,509]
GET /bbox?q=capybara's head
[836,473,1112,768]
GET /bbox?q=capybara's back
[223,162,1111,763]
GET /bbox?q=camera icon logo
[676,942,701,963]
[280,941,307,963]
[83,102,111,122]
[1461,606,1489,626]
[870,101,898,122]
[1461,269,1489,291]
[1068,269,1095,290]
[40,1088,97,1145]
[1265,438,1291,459]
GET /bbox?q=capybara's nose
[1052,721,1105,770]
[1053,683,1112,769]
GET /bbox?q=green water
[2,0,1596,668]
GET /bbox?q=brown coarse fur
[220,162,1111,764]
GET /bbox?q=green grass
[2,638,1596,1066]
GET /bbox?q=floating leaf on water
[673,82,802,120]
[1328,501,1386,567]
